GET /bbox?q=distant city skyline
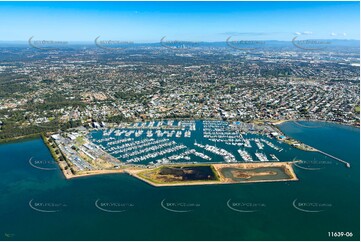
[0,1,359,42]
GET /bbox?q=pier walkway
[317,150,350,168]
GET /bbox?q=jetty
[317,150,351,168]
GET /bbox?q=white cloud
[303,31,313,35]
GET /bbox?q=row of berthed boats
[125,144,187,163]
[88,120,285,164]
[102,128,193,139]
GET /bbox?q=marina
[87,120,297,167]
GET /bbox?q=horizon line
[0,39,360,43]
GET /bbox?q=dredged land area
[129,162,297,187]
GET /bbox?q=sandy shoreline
[63,169,126,179]
[271,120,287,125]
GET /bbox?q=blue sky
[0,1,359,42]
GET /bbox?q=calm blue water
[0,121,359,241]
[88,120,321,165]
